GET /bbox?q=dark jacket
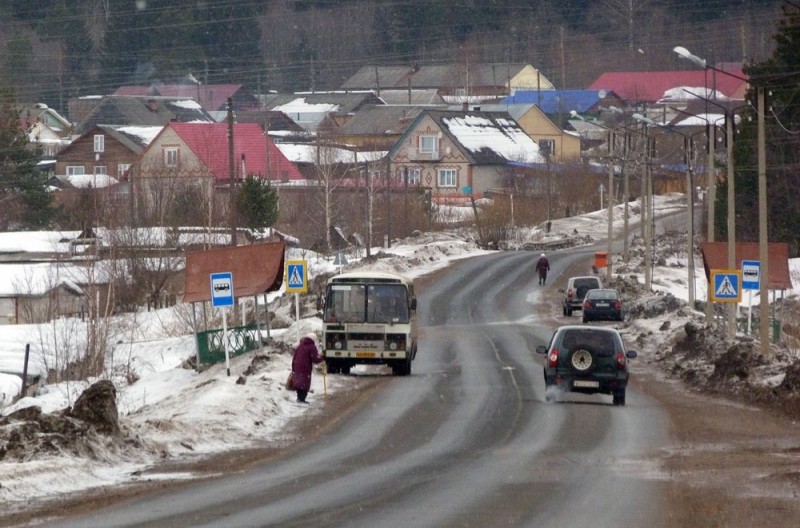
[536,257,550,275]
[291,336,323,391]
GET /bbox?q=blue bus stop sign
[210,272,234,307]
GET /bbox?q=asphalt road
[53,249,672,528]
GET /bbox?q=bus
[321,271,417,376]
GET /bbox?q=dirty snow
[1,193,798,510]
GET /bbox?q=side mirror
[558,288,565,293]
[535,345,548,355]
[626,350,638,359]
[410,298,417,311]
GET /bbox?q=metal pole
[607,132,614,282]
[705,121,716,325]
[686,136,695,306]
[726,108,736,340]
[644,131,652,290]
[227,98,237,246]
[757,86,770,357]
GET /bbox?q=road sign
[741,260,761,291]
[210,272,234,307]
[710,269,742,303]
[286,260,308,294]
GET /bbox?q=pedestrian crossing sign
[710,269,742,303]
[285,260,308,294]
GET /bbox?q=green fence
[735,317,781,342]
[196,325,260,366]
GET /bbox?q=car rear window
[587,290,618,300]
[559,329,616,357]
[574,278,600,289]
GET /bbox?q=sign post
[210,272,234,376]
[285,260,308,344]
[741,260,761,335]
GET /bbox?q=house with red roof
[132,122,305,224]
[588,68,748,104]
[138,122,304,184]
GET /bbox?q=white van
[321,271,417,376]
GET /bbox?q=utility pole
[227,98,237,246]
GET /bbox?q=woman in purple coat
[291,332,323,403]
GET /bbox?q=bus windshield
[324,283,410,324]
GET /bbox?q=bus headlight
[389,342,398,351]
[335,341,343,350]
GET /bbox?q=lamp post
[570,110,616,282]
[628,116,654,291]
[674,45,769,354]
[680,92,746,332]
[608,106,632,264]
[633,113,696,306]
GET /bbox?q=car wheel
[566,307,572,317]
[582,315,589,323]
[569,348,594,374]
[562,306,567,316]
[613,390,626,406]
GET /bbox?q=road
[49,249,672,528]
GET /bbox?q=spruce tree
[727,5,800,256]
[0,88,58,229]
[236,176,279,232]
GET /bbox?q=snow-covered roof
[435,111,543,164]
[275,143,385,165]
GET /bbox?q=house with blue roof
[499,90,625,119]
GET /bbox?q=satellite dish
[598,90,607,98]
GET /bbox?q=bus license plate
[356,352,376,358]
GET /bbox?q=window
[419,135,438,154]
[539,139,555,157]
[164,147,178,167]
[66,166,85,175]
[118,164,131,178]
[405,168,421,186]
[93,135,104,153]
[437,168,457,188]
[93,166,107,175]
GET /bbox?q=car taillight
[549,349,559,368]
[583,300,590,309]
[616,352,626,368]
[567,289,573,299]
[614,300,622,310]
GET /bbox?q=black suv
[560,276,602,316]
[536,325,637,405]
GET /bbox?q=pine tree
[236,176,279,232]
[0,88,58,229]
[727,5,800,256]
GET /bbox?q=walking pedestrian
[291,332,323,403]
[535,253,550,285]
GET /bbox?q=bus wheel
[393,359,411,376]
[326,360,340,374]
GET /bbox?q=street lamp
[674,45,770,355]
[608,106,633,264]
[570,110,616,282]
[680,91,746,335]
[633,113,696,306]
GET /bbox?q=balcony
[407,147,441,161]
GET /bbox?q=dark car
[560,276,603,316]
[535,325,637,405]
[582,288,624,323]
